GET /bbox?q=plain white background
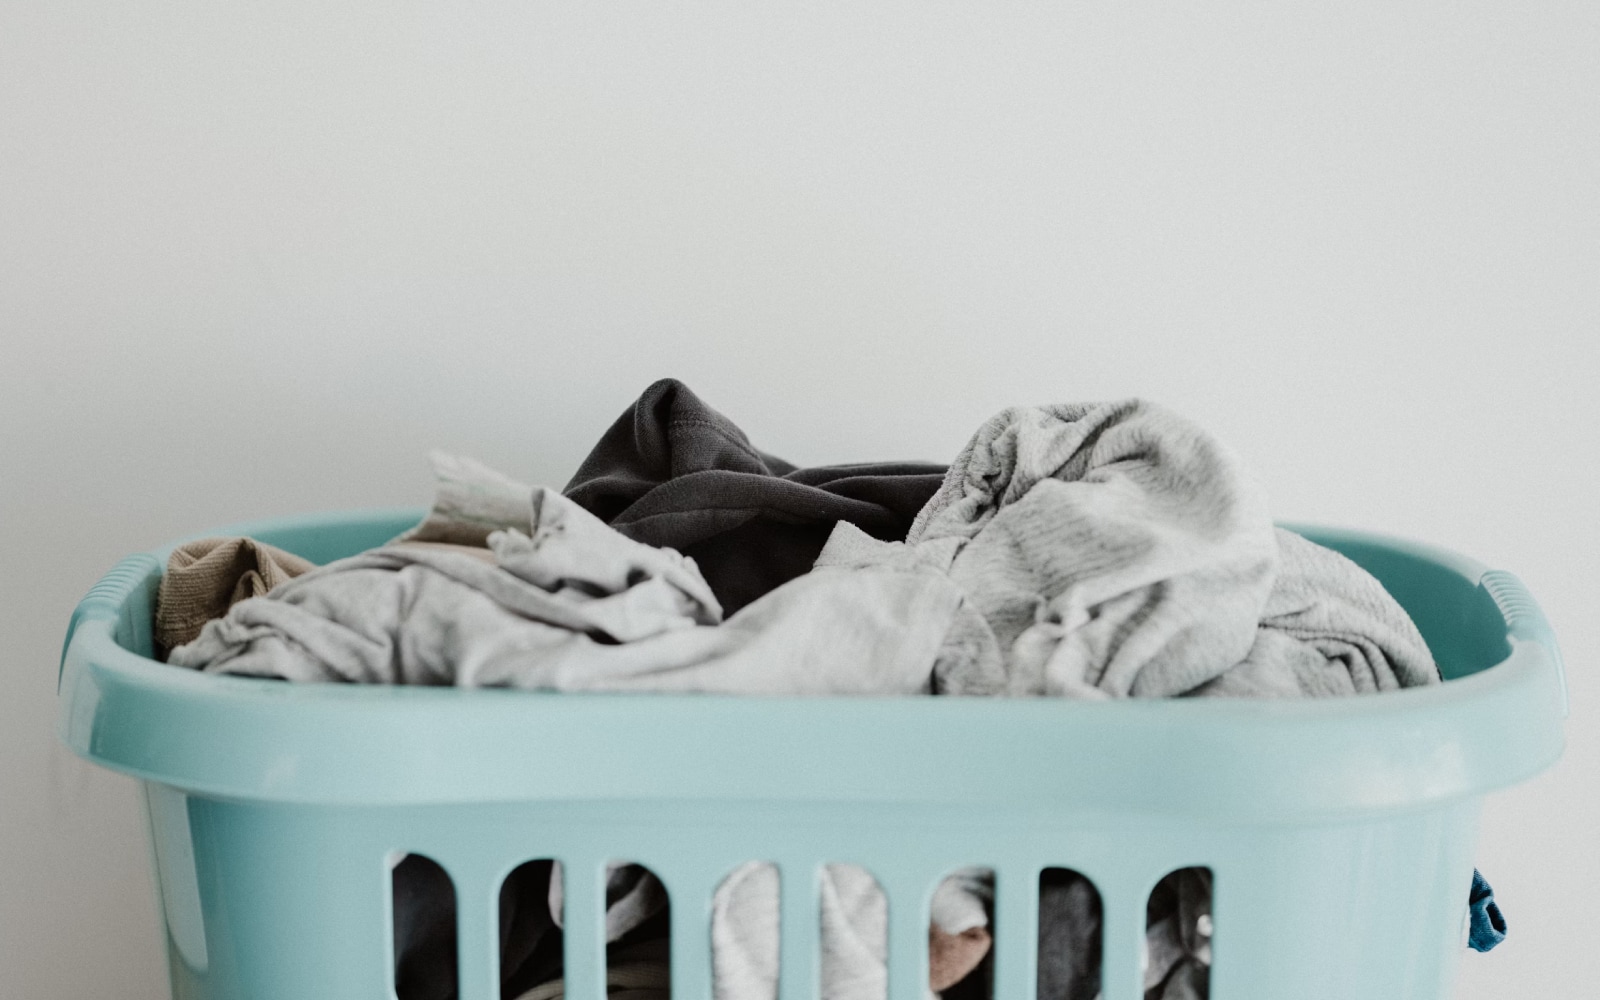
[2,3,1595,997]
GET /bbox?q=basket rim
[56,509,1568,818]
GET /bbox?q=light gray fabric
[817,399,1437,699]
[710,862,780,1000]
[817,399,1280,698]
[1193,527,1439,697]
[547,863,670,945]
[710,862,992,1000]
[396,451,537,547]
[170,485,961,693]
[930,867,993,936]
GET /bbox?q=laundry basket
[57,510,1566,1000]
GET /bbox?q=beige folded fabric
[155,537,315,657]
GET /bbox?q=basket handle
[1479,569,1567,717]
[60,553,161,686]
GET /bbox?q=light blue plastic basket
[57,510,1567,1000]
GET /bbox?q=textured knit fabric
[563,378,947,615]
[154,537,314,656]
[1194,527,1440,697]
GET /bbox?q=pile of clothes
[155,379,1493,1000]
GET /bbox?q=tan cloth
[929,925,991,992]
[155,537,315,656]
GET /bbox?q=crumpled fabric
[817,399,1281,697]
[816,399,1438,699]
[169,471,958,695]
[171,456,979,1000]
[1194,527,1440,697]
[564,378,948,615]
[154,536,315,656]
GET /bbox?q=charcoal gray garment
[1036,869,1103,1000]
[1194,527,1440,696]
[1036,867,1213,1000]
[816,399,1438,698]
[391,855,572,1000]
[392,855,464,1000]
[563,378,948,615]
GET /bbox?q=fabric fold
[155,536,315,655]
[170,472,962,695]
[564,378,947,614]
[816,399,1437,699]
[817,400,1283,698]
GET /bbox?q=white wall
[2,2,1595,997]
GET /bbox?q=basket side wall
[143,789,1481,1000]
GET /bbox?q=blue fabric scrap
[1468,869,1507,952]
